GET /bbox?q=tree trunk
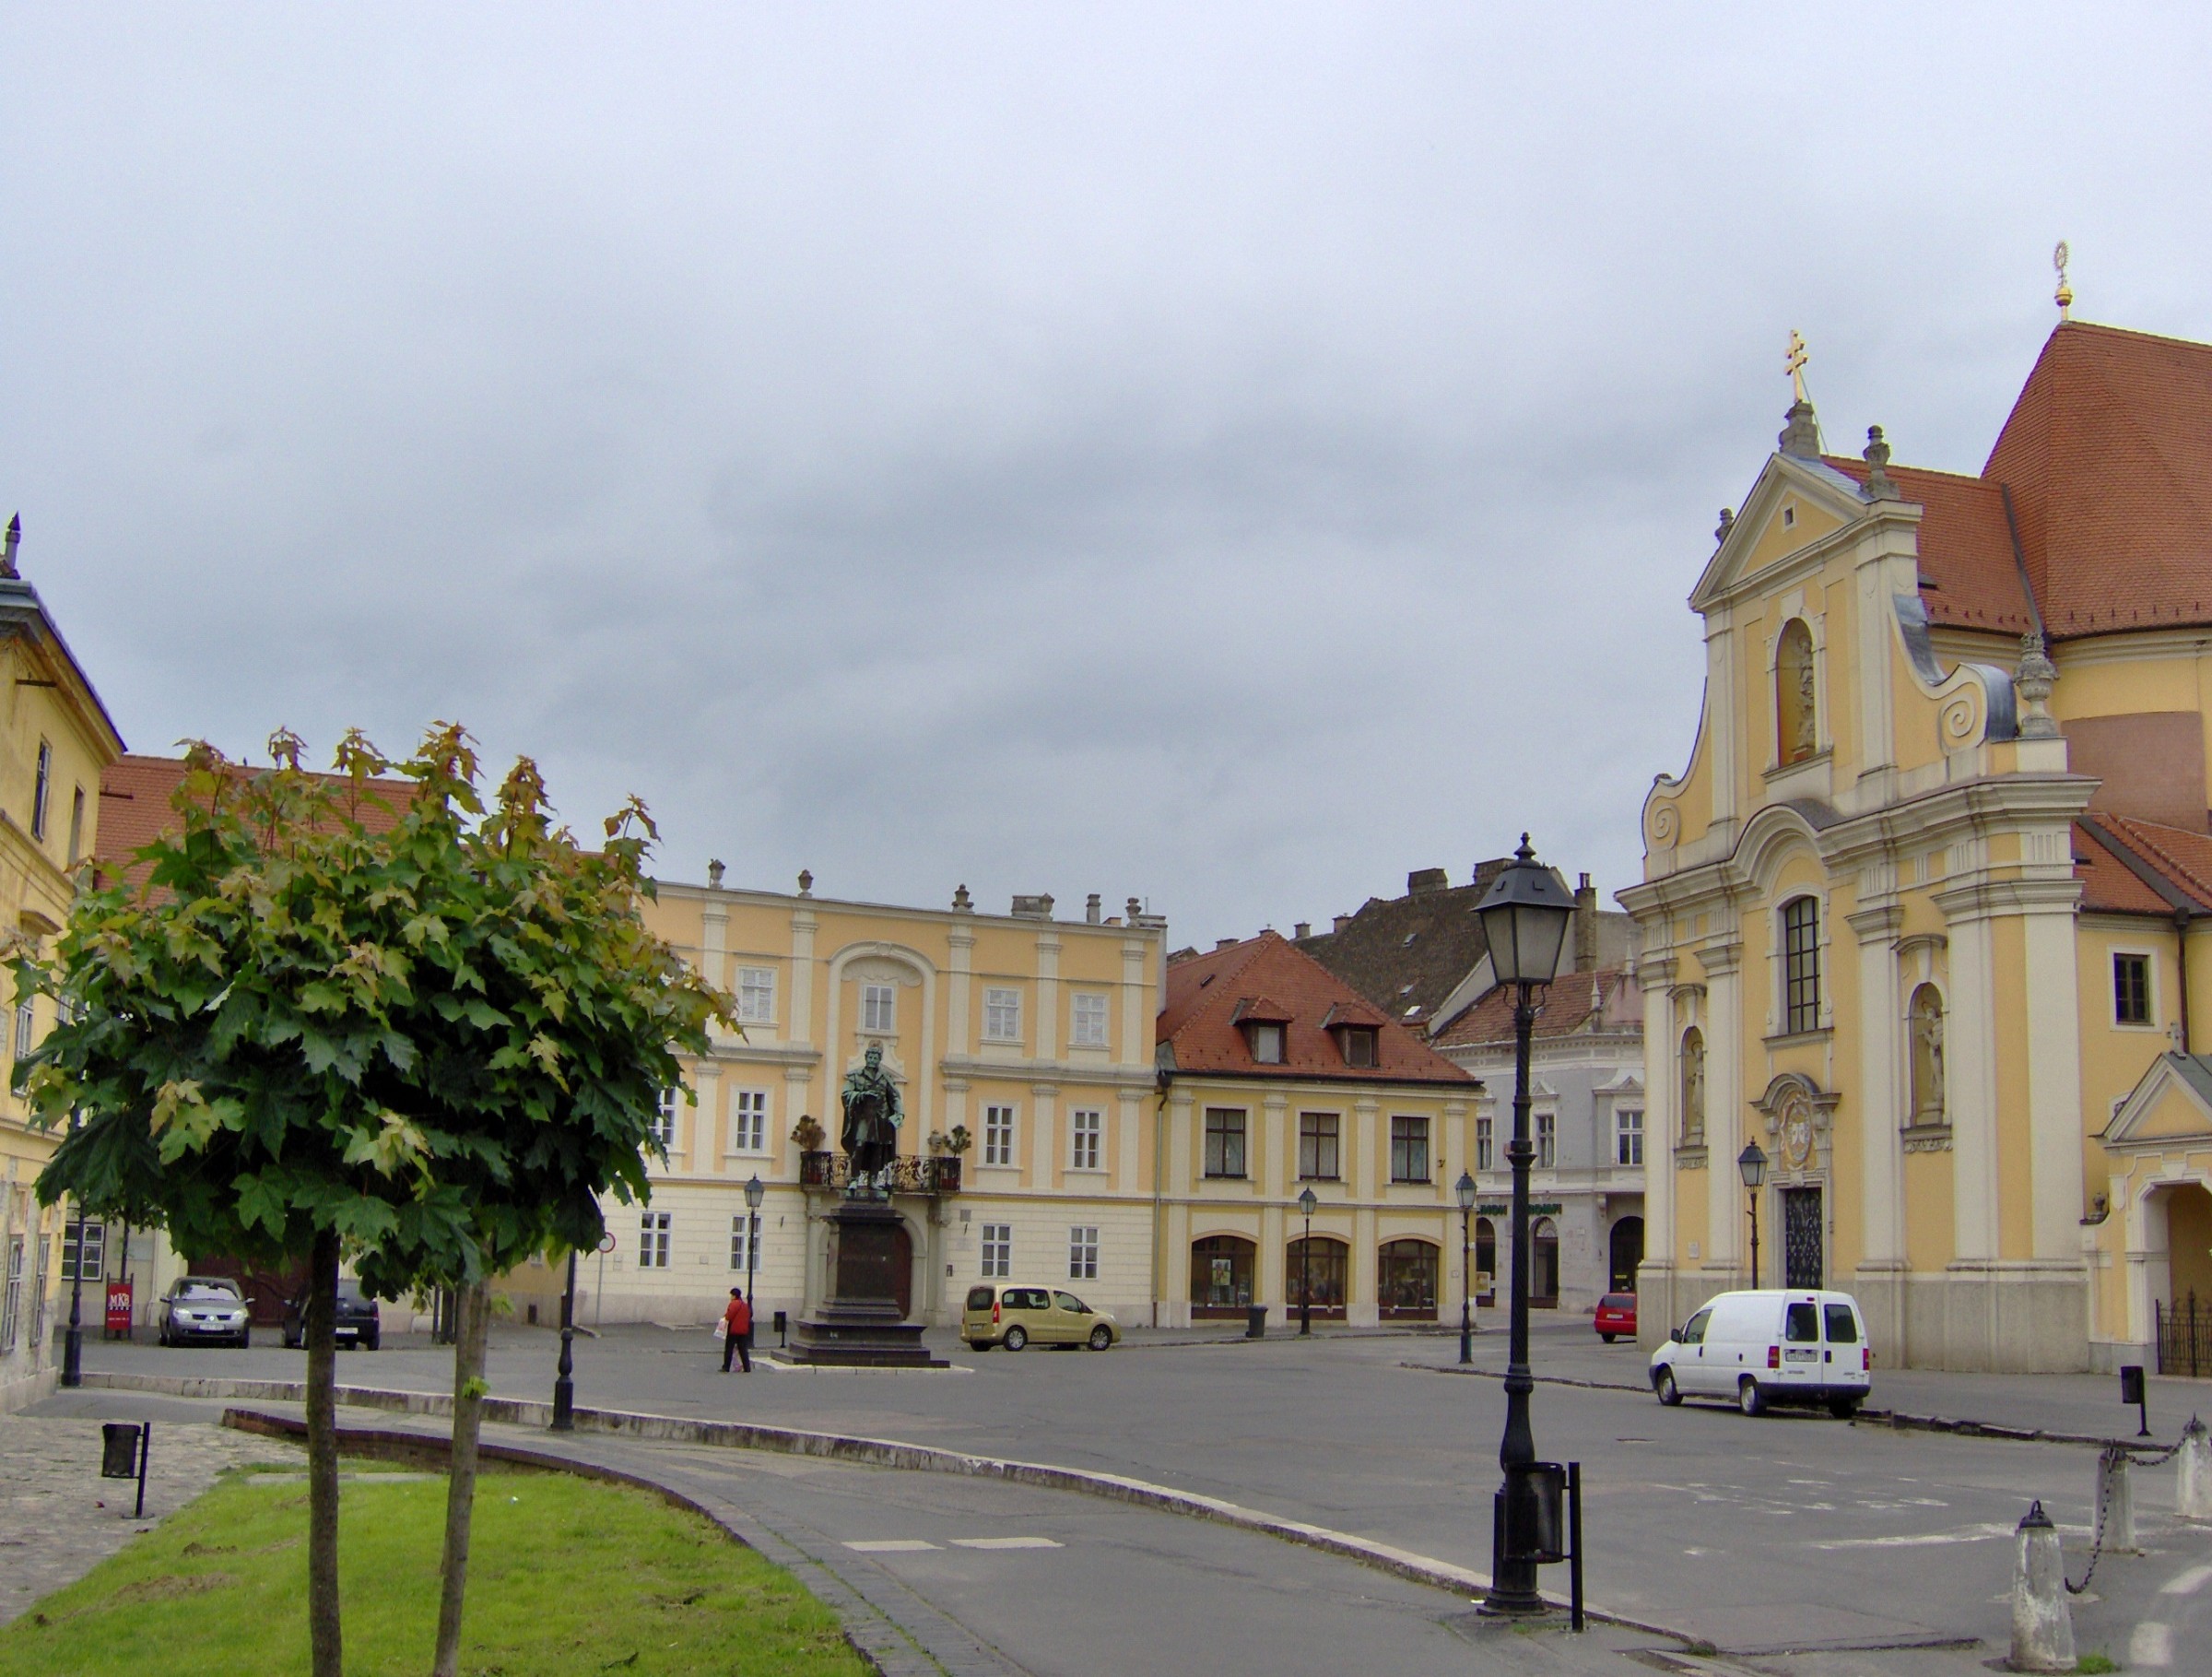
[305,1227,344,1677]
[430,1275,491,1677]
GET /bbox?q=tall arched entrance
[1608,1216,1644,1294]
[2151,1182,2212,1376]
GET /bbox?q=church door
[892,1222,913,1319]
[1782,1187,1823,1289]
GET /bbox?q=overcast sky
[3,7,2207,948]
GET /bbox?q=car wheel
[1737,1376,1767,1416]
[237,1330,252,1349]
[1088,1326,1112,1351]
[1003,1325,1028,1352]
[364,1332,380,1352]
[1654,1368,1682,1407]
[1600,1333,1616,1344]
[967,1340,992,1352]
[1828,1398,1859,1420]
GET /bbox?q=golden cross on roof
[2053,241,2074,319]
[1785,329,1809,404]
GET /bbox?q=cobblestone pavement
[0,1413,301,1626]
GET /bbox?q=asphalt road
[64,1321,2212,1668]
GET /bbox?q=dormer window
[1340,1027,1377,1068]
[1231,996,1295,1065]
[1318,1001,1386,1069]
[1250,1022,1284,1064]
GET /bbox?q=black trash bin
[1246,1305,1266,1339]
[773,1309,789,1349]
[100,1423,140,1480]
[1506,1460,1570,1565]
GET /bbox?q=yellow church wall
[2047,644,2206,721]
[1903,1150,1955,1274]
[1989,915,2036,1260]
[2077,920,2177,1186]
[1673,1163,1708,1268]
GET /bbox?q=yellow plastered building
[1622,318,2212,1372]
[0,531,126,1407]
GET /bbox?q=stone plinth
[777,1199,944,1368]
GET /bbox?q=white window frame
[1069,1107,1102,1171]
[1068,1225,1099,1281]
[735,966,777,1025]
[650,1087,680,1151]
[640,1211,672,1270]
[1616,1108,1644,1167]
[1389,1115,1430,1185]
[1476,1115,1494,1172]
[981,1222,1012,1279]
[62,1219,103,1283]
[2111,947,2159,1031]
[983,1104,1018,1167]
[729,1212,759,1272]
[1535,1110,1557,1171]
[13,998,32,1064]
[983,987,1022,1043]
[1069,992,1110,1048]
[729,1088,769,1154]
[861,983,898,1035]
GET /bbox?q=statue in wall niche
[1777,620,1818,765]
[1679,1027,1706,1145]
[1910,986,1946,1124]
[841,1042,903,1194]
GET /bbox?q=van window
[1680,1308,1712,1345]
[1008,1288,1050,1310]
[1053,1292,1089,1314]
[966,1287,995,1312]
[1823,1304,1859,1343]
[1784,1302,1819,1342]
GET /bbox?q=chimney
[1216,937,1240,951]
[1407,867,1449,896]
[1293,921,1311,940]
[1574,871,1598,973]
[1011,894,1055,920]
[1086,892,1101,924]
[1333,914,1353,933]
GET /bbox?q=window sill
[1202,1174,1249,1183]
[1296,1175,1343,1185]
[1762,748,1833,782]
[1761,1027,1832,1047]
[1389,1178,1433,1188]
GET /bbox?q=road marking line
[1813,1521,2030,1550]
[844,1540,941,1553]
[2130,1622,2173,1667]
[950,1537,1064,1551]
[2159,1563,2212,1595]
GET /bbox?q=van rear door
[1822,1300,1866,1386]
[1778,1298,1822,1387]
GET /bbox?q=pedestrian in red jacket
[721,1287,753,1373]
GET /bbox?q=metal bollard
[2009,1500,2077,1673]
[2180,1415,2212,1521]
[2099,1445,2139,1554]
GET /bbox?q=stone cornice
[1930,876,2084,924]
[1845,903,1905,943]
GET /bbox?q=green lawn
[0,1463,869,1676]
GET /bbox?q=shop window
[1378,1239,1438,1320]
[1286,1235,1348,1317]
[1475,1218,1497,1306]
[1191,1234,1255,1316]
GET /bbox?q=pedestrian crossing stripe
[844,1540,940,1553]
[951,1537,1063,1550]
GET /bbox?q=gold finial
[2053,241,2073,320]
[1785,329,1810,404]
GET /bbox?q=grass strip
[0,1464,868,1676]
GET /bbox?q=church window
[2113,952,2152,1026]
[1776,620,1818,766]
[863,983,898,1035]
[1783,897,1822,1033]
[982,987,1020,1041]
[1907,985,1946,1124]
[1678,1026,1706,1145]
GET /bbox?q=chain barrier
[2065,1432,2184,1595]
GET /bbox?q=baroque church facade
[1623,306,2212,1372]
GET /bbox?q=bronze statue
[841,1043,902,1193]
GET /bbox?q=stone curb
[88,1370,1676,1639]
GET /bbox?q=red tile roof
[1159,932,1477,1085]
[2078,814,2212,915]
[1432,967,1637,1049]
[2074,821,2176,915]
[1818,322,2212,643]
[97,753,415,889]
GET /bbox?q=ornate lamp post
[61,1197,86,1388]
[1736,1141,1768,1290]
[1474,835,1576,1616]
[743,1173,765,1328]
[1297,1186,1318,1336]
[1456,1169,1478,1364]
[550,1246,579,1432]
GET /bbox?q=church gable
[2103,1054,2212,1150]
[1689,455,1875,614]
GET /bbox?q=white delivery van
[1648,1290,1871,1418]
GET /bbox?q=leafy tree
[20,726,727,1677]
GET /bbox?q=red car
[1594,1293,1637,1343]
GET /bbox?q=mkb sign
[1478,1203,1561,1218]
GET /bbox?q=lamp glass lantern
[744,1174,766,1212]
[1736,1141,1768,1191]
[1475,835,1577,987]
[1297,1186,1318,1219]
[1455,1170,1477,1213]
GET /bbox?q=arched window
[1908,984,1947,1125]
[1530,1217,1560,1308]
[1190,1235,1255,1317]
[1378,1239,1439,1320]
[1286,1236,1348,1317]
[1475,1218,1497,1306]
[1776,619,1818,765]
[1678,1025,1706,1146]
[1783,896,1822,1033]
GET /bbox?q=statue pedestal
[777,1199,944,1368]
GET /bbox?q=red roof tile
[1822,457,2035,634]
[97,753,415,889]
[1432,967,1637,1049]
[1159,932,1476,1085]
[2081,815,2212,914]
[2073,822,2173,915]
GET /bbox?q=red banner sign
[105,1281,133,1336]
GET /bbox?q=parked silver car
[158,1276,253,1348]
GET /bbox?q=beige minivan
[963,1284,1121,1352]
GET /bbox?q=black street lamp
[61,1197,86,1388]
[1736,1141,1768,1290]
[743,1173,765,1336]
[551,1246,578,1432]
[1475,834,1576,1617]
[1456,1169,1478,1364]
[1297,1186,1318,1336]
